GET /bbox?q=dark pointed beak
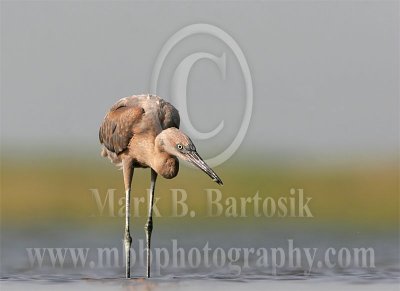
[186,151,223,185]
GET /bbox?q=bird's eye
[177,144,183,150]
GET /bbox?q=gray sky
[1,1,398,161]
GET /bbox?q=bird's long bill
[186,151,223,185]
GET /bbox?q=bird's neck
[152,138,179,179]
[153,153,179,179]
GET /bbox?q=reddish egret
[99,94,223,278]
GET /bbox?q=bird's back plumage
[99,94,180,166]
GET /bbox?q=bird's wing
[99,104,144,154]
[160,100,180,130]
[116,94,180,130]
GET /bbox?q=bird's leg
[124,188,132,279]
[122,160,134,279]
[144,169,157,278]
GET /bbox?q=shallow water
[1,223,399,290]
[1,276,399,291]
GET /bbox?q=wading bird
[99,94,223,278]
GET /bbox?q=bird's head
[157,128,223,185]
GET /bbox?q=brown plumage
[99,94,223,279]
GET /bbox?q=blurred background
[1,0,398,285]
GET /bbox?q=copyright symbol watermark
[150,23,253,167]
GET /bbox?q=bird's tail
[100,146,123,169]
[100,147,108,157]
